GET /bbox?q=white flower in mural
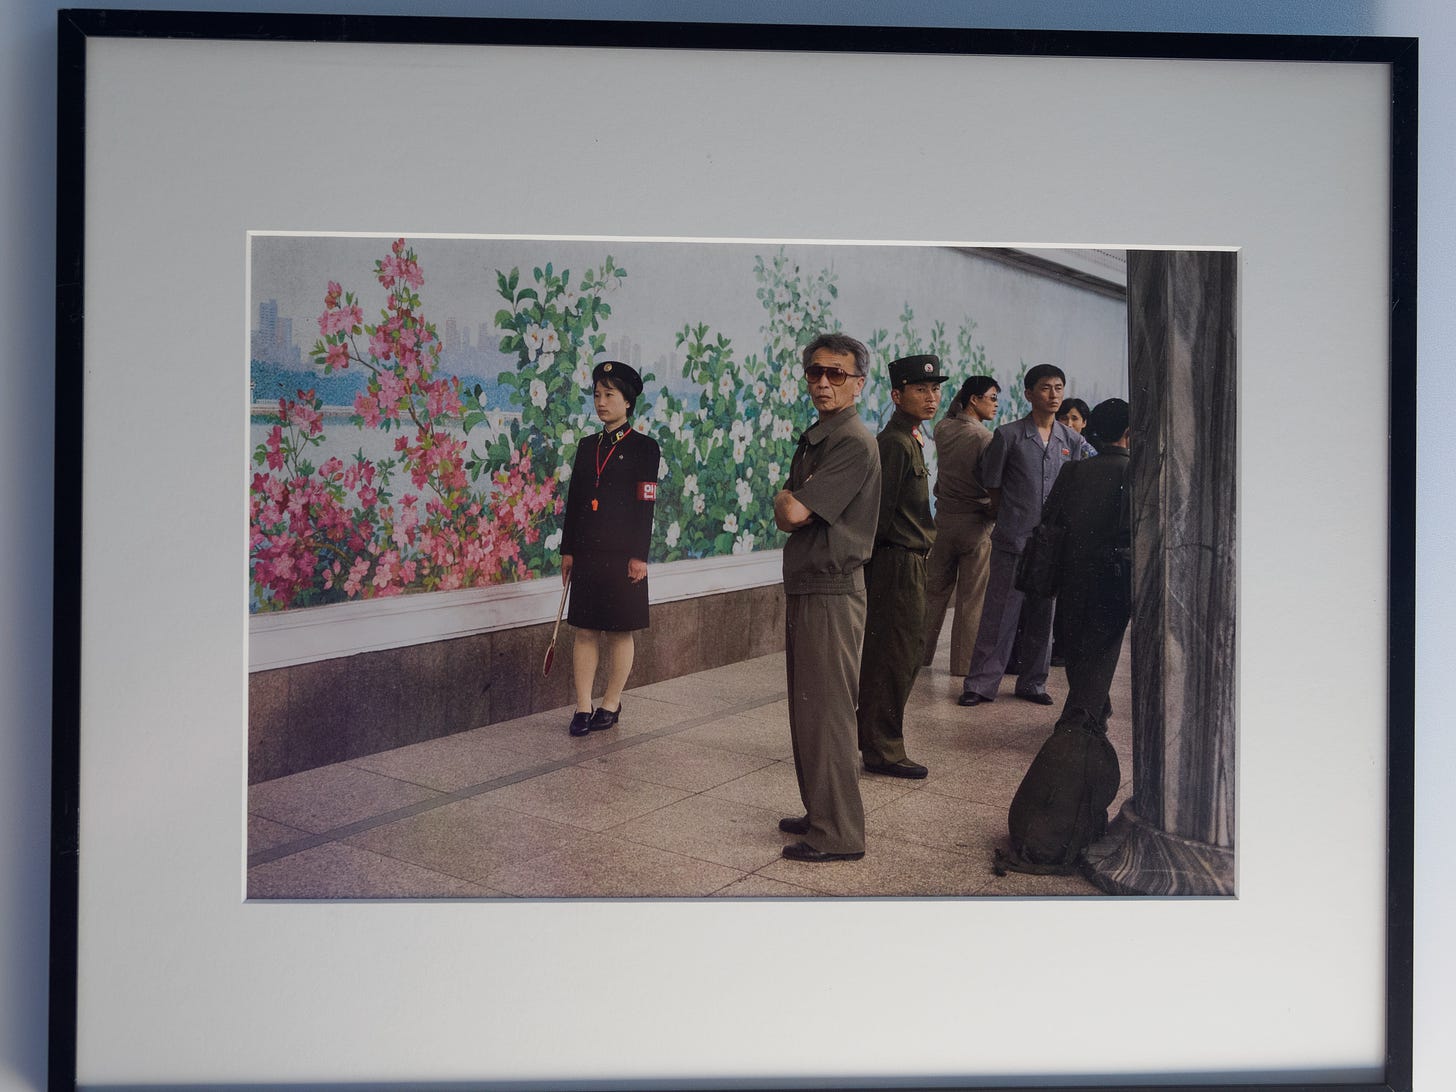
[561,285,580,312]
[658,456,669,479]
[538,352,556,371]
[684,473,699,496]
[723,513,739,534]
[558,462,572,482]
[758,409,773,431]
[773,284,792,305]
[669,410,684,435]
[693,495,705,515]
[530,379,547,408]
[666,521,680,547]
[572,359,592,388]
[718,372,734,398]
[542,326,561,354]
[729,419,750,442]
[786,310,803,331]
[806,297,823,321]
[744,465,753,479]
[524,324,544,361]
[561,429,575,447]
[732,437,749,463]
[773,417,794,441]
[732,531,756,555]
[735,479,753,509]
[752,379,768,401]
[712,427,725,448]
[778,378,797,404]
[634,419,649,432]
[545,529,563,551]
[768,461,781,481]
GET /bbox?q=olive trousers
[856,547,928,767]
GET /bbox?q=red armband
[637,482,657,501]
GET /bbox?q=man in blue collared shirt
[959,364,1092,707]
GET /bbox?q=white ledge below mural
[248,550,785,671]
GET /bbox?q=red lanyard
[594,427,629,487]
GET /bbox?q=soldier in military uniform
[559,361,660,737]
[773,333,882,862]
[856,355,949,779]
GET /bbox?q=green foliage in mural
[1000,360,1032,423]
[249,239,1024,612]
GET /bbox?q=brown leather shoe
[782,841,864,863]
[863,758,929,779]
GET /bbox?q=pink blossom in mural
[250,240,562,611]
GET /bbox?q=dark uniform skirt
[567,550,649,631]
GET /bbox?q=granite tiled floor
[247,619,1133,899]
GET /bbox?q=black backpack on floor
[993,724,1120,876]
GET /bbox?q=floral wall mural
[249,236,1126,613]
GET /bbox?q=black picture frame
[52,9,1416,1090]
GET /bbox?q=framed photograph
[53,9,1415,1089]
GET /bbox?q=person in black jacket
[559,361,660,737]
[1040,397,1132,737]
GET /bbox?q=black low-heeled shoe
[568,711,593,737]
[587,704,620,731]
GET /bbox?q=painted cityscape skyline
[250,297,688,408]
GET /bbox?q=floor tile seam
[245,810,312,843]
[326,836,522,894]
[597,799,791,874]
[246,788,467,867]
[851,829,1010,881]
[582,754,779,797]
[247,689,785,867]
[479,855,754,898]
[913,784,1014,808]
[861,827,1001,863]
[340,741,543,790]
[580,829,762,881]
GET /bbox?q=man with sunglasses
[856,354,950,780]
[772,333,882,862]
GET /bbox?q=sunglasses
[803,365,861,386]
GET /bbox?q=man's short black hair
[1023,363,1066,391]
[1087,398,1131,448]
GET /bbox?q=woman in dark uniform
[559,361,660,737]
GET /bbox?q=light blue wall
[5,3,1451,1090]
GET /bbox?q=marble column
[1084,250,1237,896]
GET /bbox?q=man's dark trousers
[1055,615,1128,734]
[856,547,927,766]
